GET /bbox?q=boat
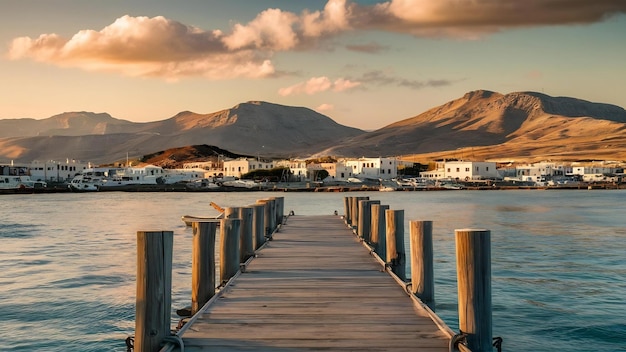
[0,175,47,194]
[436,180,465,190]
[69,165,205,191]
[68,168,117,191]
[185,178,222,191]
[221,179,259,189]
[379,186,396,192]
[181,213,224,226]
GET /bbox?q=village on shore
[1,156,625,194]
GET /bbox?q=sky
[1,0,625,130]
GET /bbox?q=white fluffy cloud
[7,1,625,79]
[278,77,361,96]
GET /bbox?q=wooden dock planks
[177,215,451,351]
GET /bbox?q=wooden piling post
[273,196,284,226]
[455,229,493,352]
[358,200,380,242]
[409,220,435,309]
[220,219,241,283]
[239,207,254,262]
[351,196,369,230]
[251,204,265,249]
[343,197,351,225]
[191,222,217,314]
[350,197,359,229]
[371,204,389,260]
[224,207,240,220]
[135,231,173,352]
[256,199,274,237]
[385,209,406,281]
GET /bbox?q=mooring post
[357,199,371,240]
[256,199,273,237]
[359,200,380,242]
[455,229,493,352]
[350,197,359,229]
[370,204,389,260]
[409,220,435,309]
[224,207,240,220]
[191,222,217,314]
[250,203,265,249]
[273,196,284,226]
[220,219,241,283]
[135,231,173,352]
[239,207,254,262]
[351,196,369,231]
[343,196,351,225]
[385,209,406,281]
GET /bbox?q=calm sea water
[1,190,625,351]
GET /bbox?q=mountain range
[1,90,625,164]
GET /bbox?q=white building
[343,157,398,180]
[183,160,225,178]
[571,165,619,182]
[420,161,498,180]
[28,160,92,182]
[274,159,308,181]
[320,162,353,182]
[223,158,275,178]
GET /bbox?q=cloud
[316,103,335,112]
[360,0,626,37]
[345,42,388,53]
[278,76,361,96]
[360,70,455,89]
[7,1,625,79]
[8,15,275,80]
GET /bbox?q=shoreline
[2,181,624,194]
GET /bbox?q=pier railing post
[220,219,241,283]
[343,196,351,225]
[135,231,173,352]
[409,220,435,309]
[455,229,493,352]
[273,196,284,227]
[251,204,265,249]
[351,196,369,231]
[358,200,380,242]
[239,207,254,262]
[191,222,217,314]
[385,209,406,281]
[256,199,273,238]
[371,204,389,260]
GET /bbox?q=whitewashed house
[571,165,619,182]
[420,161,498,181]
[343,157,398,180]
[28,160,92,182]
[274,159,308,181]
[223,158,274,178]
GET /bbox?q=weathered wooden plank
[176,215,450,352]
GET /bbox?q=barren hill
[1,92,625,164]
[316,90,626,162]
[0,101,364,164]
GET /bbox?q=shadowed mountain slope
[0,101,365,164]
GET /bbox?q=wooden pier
[170,215,450,351]
[132,196,494,352]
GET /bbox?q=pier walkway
[168,215,451,351]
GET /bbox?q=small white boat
[0,175,47,193]
[379,186,396,192]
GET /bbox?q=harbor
[1,191,624,351]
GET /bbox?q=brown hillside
[316,90,626,162]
